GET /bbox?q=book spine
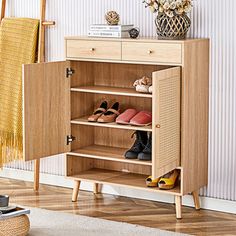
[89,25,133,31]
[88,31,129,38]
[90,25,121,31]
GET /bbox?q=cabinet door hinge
[66,68,75,78]
[66,135,76,145]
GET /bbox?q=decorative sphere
[105,11,120,25]
[129,28,140,39]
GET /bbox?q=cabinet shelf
[71,85,152,98]
[68,145,152,166]
[67,168,181,195]
[71,117,152,132]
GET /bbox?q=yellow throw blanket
[0,18,39,167]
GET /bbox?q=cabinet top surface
[65,36,209,44]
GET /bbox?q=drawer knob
[90,48,95,52]
[147,50,153,54]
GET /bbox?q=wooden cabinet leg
[192,190,200,210]
[175,195,182,219]
[34,160,40,191]
[93,183,101,194]
[72,180,80,202]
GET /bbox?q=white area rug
[28,207,187,236]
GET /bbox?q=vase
[155,13,191,40]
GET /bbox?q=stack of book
[88,24,134,38]
[0,207,30,220]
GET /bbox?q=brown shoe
[97,102,120,123]
[88,101,108,122]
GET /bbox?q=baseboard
[1,168,235,214]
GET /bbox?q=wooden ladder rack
[0,0,55,191]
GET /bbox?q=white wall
[2,0,236,201]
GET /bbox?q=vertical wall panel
[1,0,236,201]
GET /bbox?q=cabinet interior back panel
[3,0,236,201]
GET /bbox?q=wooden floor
[0,178,236,236]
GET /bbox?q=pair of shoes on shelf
[133,76,152,94]
[125,131,152,161]
[116,109,152,126]
[145,169,179,190]
[88,101,120,123]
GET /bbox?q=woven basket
[0,215,30,236]
[155,13,191,40]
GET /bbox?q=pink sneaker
[116,109,138,125]
[130,111,152,126]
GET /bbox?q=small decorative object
[105,11,120,25]
[143,0,193,40]
[133,76,152,93]
[129,27,140,39]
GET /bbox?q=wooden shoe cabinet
[22,37,209,219]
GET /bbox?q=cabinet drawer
[66,40,121,60]
[122,42,182,64]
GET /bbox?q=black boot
[125,131,148,159]
[138,132,152,161]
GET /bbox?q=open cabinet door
[23,61,71,161]
[152,67,181,178]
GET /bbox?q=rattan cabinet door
[152,67,181,178]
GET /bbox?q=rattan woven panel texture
[158,76,180,168]
[0,215,30,236]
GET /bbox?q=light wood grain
[66,39,121,60]
[38,0,46,63]
[175,195,182,219]
[122,42,182,64]
[181,40,209,194]
[71,90,151,125]
[68,144,152,166]
[42,21,55,26]
[65,38,209,219]
[192,190,200,210]
[71,117,152,132]
[68,168,181,195]
[69,61,162,93]
[2,178,236,236]
[71,92,95,120]
[34,161,40,191]
[93,183,101,194]
[72,180,80,202]
[152,67,181,178]
[23,61,71,161]
[71,125,94,150]
[66,155,94,177]
[92,94,152,116]
[71,85,152,98]
[65,36,205,44]
[34,0,46,192]
[66,57,182,66]
[93,127,134,149]
[93,159,151,175]
[70,61,95,88]
[66,154,151,176]
[22,37,210,216]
